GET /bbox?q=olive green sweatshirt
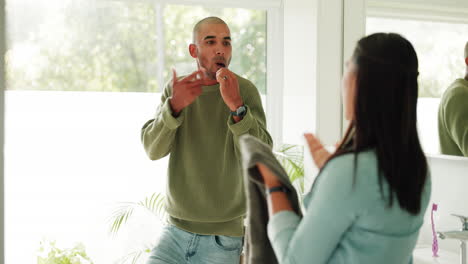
[438,78,468,156]
[141,74,273,236]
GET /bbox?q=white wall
[418,155,468,254]
[285,0,346,185]
[283,0,346,147]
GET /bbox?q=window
[366,17,468,154]
[5,0,273,263]
[7,0,160,92]
[7,1,267,94]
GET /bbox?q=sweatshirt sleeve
[444,86,468,156]
[228,80,273,148]
[141,82,184,160]
[267,156,366,264]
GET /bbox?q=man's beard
[204,69,217,80]
[198,56,230,80]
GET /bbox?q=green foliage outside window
[6,1,267,94]
[38,240,93,264]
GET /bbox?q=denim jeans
[146,224,243,264]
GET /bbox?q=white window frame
[314,0,345,146]
[301,0,365,146]
[0,0,281,259]
[1,0,5,262]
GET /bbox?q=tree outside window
[6,0,267,94]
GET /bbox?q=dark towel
[239,135,303,264]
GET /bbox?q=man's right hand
[169,69,205,115]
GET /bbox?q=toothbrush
[431,203,439,258]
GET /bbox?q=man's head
[189,17,232,80]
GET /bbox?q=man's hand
[304,133,332,169]
[169,69,205,115]
[215,68,243,111]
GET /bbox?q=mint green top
[268,150,431,264]
[141,75,272,237]
[438,78,468,156]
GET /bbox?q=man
[141,17,272,264]
[438,41,468,157]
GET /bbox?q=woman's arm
[257,163,293,216]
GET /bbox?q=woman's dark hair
[324,33,428,215]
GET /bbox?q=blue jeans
[146,225,243,264]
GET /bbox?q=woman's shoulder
[324,150,378,175]
[303,150,380,209]
[313,150,381,198]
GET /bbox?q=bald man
[141,17,272,264]
[438,41,468,156]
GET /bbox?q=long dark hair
[324,33,428,215]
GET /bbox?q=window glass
[7,0,159,92]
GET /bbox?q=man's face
[190,23,232,79]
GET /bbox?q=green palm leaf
[115,244,153,264]
[108,193,166,235]
[274,144,305,194]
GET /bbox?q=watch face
[237,106,247,116]
[231,105,247,116]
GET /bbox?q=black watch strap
[266,186,288,195]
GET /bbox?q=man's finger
[216,74,226,85]
[181,70,203,83]
[192,87,203,96]
[217,68,235,83]
[216,69,229,84]
[227,70,236,87]
[216,67,230,76]
[172,68,178,86]
[186,80,204,89]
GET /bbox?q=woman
[259,33,431,264]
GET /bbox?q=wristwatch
[230,105,247,117]
[266,186,289,195]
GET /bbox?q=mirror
[364,3,468,158]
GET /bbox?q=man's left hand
[216,68,243,111]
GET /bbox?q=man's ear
[465,57,468,66]
[189,44,198,58]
